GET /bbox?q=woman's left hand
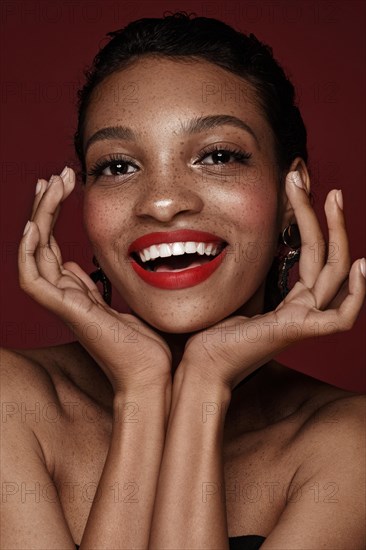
[178,171,366,391]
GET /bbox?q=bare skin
[2,342,363,546]
[1,56,365,549]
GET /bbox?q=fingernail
[46,175,57,189]
[35,179,42,195]
[360,258,366,278]
[290,171,303,189]
[60,165,69,179]
[23,220,31,235]
[335,189,343,210]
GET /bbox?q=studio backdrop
[1,0,365,391]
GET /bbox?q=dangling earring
[89,255,112,306]
[278,223,301,299]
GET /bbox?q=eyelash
[196,144,252,165]
[87,145,252,180]
[87,153,136,179]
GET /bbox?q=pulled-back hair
[74,11,307,179]
[74,11,309,310]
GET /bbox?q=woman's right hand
[18,167,172,394]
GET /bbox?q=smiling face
[82,56,290,333]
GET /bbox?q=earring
[278,223,301,299]
[89,255,112,306]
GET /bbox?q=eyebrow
[84,114,259,154]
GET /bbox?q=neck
[136,283,267,376]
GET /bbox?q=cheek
[214,178,278,236]
[212,177,279,271]
[82,192,125,250]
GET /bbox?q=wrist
[174,360,232,404]
[113,381,171,422]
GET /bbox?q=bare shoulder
[287,366,365,453]
[261,381,366,547]
[265,365,365,485]
[291,388,366,487]
[2,341,113,408]
[1,342,113,464]
[310,390,366,426]
[291,368,365,436]
[0,346,79,547]
[0,345,70,470]
[4,340,96,381]
[1,345,61,408]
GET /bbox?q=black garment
[75,535,265,549]
[229,535,266,549]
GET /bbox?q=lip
[127,230,226,255]
[129,245,228,290]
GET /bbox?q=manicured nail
[335,189,343,210]
[290,171,303,189]
[60,165,68,179]
[360,258,366,278]
[46,175,57,189]
[23,220,31,235]
[35,179,42,195]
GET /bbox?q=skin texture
[82,56,297,337]
[1,55,365,549]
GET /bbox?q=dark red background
[1,0,365,391]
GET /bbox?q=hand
[18,167,172,394]
[178,171,366,391]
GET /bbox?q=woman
[1,12,365,549]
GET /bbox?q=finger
[31,218,64,285]
[18,221,64,311]
[32,167,76,247]
[311,189,351,308]
[32,175,64,248]
[32,169,75,278]
[335,258,366,327]
[31,178,63,240]
[31,179,48,219]
[31,167,75,224]
[49,234,63,267]
[18,222,104,327]
[50,167,76,233]
[285,171,326,288]
[327,276,349,309]
[62,261,107,307]
[307,258,365,334]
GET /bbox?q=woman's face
[82,56,288,333]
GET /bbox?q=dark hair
[74,11,307,180]
[74,11,308,310]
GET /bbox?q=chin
[115,280,265,334]
[126,299,245,335]
[134,310,217,334]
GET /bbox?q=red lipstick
[128,230,225,255]
[127,230,227,290]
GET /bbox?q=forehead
[84,56,269,145]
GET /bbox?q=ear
[279,157,311,230]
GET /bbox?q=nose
[133,168,204,223]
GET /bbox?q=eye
[87,154,138,180]
[196,145,252,166]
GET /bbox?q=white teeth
[171,242,185,255]
[185,242,197,254]
[137,241,223,263]
[204,243,213,255]
[158,243,172,257]
[196,242,205,255]
[149,245,160,260]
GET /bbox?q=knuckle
[340,316,354,332]
[18,277,31,293]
